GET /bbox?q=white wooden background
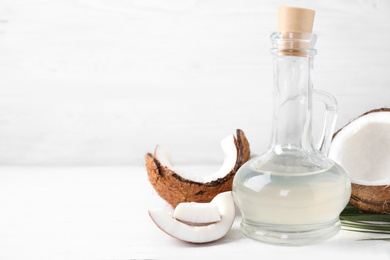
[0,0,389,166]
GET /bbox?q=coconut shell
[333,108,390,214]
[145,129,250,208]
[350,184,390,214]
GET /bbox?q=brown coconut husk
[333,108,390,214]
[350,185,390,214]
[145,129,250,208]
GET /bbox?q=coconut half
[145,129,250,208]
[329,108,390,213]
[148,191,235,243]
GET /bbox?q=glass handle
[313,89,338,156]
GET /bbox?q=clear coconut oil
[233,153,351,245]
[232,13,351,245]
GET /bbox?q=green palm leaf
[340,206,390,241]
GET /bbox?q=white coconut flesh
[148,191,235,243]
[155,135,237,183]
[173,202,221,224]
[329,112,390,186]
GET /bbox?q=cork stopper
[278,7,315,34]
[276,7,316,56]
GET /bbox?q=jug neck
[269,32,317,153]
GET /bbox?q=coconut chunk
[174,202,221,224]
[148,192,235,243]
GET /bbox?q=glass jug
[232,32,351,246]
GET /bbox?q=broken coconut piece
[145,129,250,208]
[149,191,235,243]
[174,202,221,224]
[329,108,390,213]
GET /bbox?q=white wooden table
[0,166,388,260]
